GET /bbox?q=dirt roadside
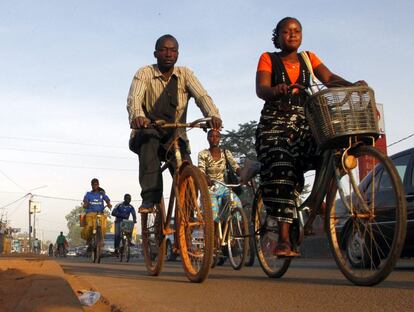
[0,254,120,312]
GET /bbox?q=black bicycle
[90,212,107,263]
[119,220,135,262]
[252,85,407,286]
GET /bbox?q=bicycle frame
[151,118,211,248]
[212,180,244,247]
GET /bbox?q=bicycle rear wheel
[141,203,166,276]
[119,238,125,262]
[92,227,102,264]
[253,188,291,278]
[126,241,131,262]
[326,145,407,286]
[177,165,214,283]
[227,207,249,270]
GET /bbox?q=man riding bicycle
[127,34,222,214]
[56,231,67,255]
[81,178,112,251]
[111,193,137,256]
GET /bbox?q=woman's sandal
[275,241,299,257]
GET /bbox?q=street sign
[29,201,41,213]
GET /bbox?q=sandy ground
[0,254,119,312]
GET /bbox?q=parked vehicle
[336,147,414,267]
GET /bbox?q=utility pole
[28,194,33,252]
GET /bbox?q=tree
[65,206,113,246]
[221,120,257,161]
[65,206,83,246]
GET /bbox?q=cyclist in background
[56,231,67,255]
[112,193,137,256]
[81,178,112,251]
[198,129,243,222]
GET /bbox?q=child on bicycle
[81,178,112,251]
[198,129,242,222]
[255,17,366,257]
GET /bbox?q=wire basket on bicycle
[306,86,380,149]
[120,220,135,234]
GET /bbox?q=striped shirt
[198,149,239,182]
[127,65,220,143]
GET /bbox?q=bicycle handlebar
[212,179,241,189]
[151,117,212,129]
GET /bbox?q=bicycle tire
[245,224,256,267]
[326,145,407,286]
[141,203,166,276]
[253,188,291,278]
[126,242,131,263]
[96,226,102,264]
[211,223,220,269]
[177,165,214,283]
[119,238,125,262]
[227,207,249,270]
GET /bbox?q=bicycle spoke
[327,146,406,286]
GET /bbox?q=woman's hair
[207,129,221,137]
[272,17,302,49]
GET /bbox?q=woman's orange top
[257,51,322,84]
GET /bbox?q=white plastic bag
[78,291,101,306]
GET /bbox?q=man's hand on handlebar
[354,80,368,86]
[133,116,151,129]
[209,116,222,130]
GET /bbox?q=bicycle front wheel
[326,145,407,286]
[92,227,102,264]
[141,203,166,276]
[119,239,125,262]
[227,207,249,270]
[126,242,131,262]
[177,165,214,283]
[253,189,291,278]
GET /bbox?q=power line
[33,194,82,202]
[0,194,28,210]
[0,159,136,172]
[0,135,125,149]
[0,168,27,192]
[387,132,414,148]
[0,147,133,160]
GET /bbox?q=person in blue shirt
[81,178,112,249]
[111,194,137,255]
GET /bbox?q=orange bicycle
[141,118,214,283]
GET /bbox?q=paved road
[60,257,414,312]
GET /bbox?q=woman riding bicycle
[198,129,243,222]
[255,17,366,257]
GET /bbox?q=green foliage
[65,206,83,246]
[221,120,257,161]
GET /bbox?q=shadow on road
[59,257,414,290]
